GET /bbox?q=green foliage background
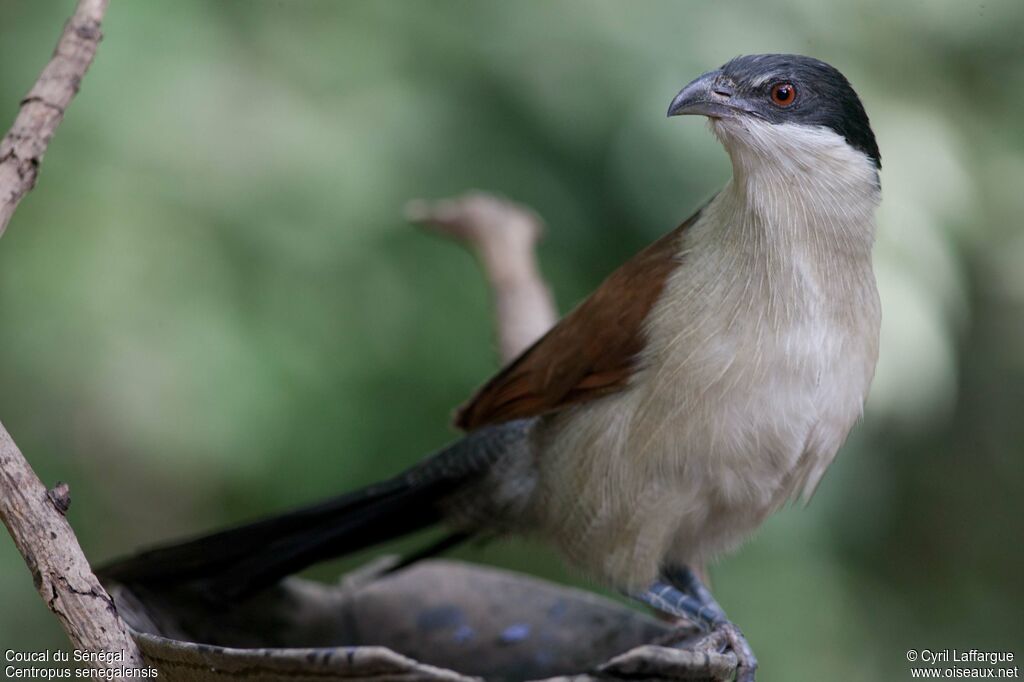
[1,1,1022,679]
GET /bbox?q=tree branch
[408,191,558,363]
[0,0,144,673]
[0,0,108,236]
[1,428,142,669]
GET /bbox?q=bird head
[669,54,880,181]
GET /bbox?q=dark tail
[99,420,530,600]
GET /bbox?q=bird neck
[713,119,881,262]
[666,119,883,333]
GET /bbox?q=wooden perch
[408,191,558,363]
[0,0,144,674]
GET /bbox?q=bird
[101,54,882,682]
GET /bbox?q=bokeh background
[2,1,1022,679]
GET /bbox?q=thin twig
[0,0,144,673]
[407,191,558,362]
[0,0,108,236]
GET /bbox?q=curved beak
[667,69,737,118]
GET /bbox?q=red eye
[770,82,796,107]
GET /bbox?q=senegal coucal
[103,54,883,681]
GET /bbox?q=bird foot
[656,620,758,681]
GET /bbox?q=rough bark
[0,427,143,670]
[0,0,144,675]
[0,0,108,236]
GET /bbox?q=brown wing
[454,208,704,431]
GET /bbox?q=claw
[716,622,758,681]
[634,568,759,679]
[659,620,758,681]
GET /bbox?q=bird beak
[667,70,737,118]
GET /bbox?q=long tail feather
[98,420,530,599]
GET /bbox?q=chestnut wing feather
[454,208,703,431]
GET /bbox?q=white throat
[711,117,880,255]
[695,117,882,328]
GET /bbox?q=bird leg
[633,566,758,682]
